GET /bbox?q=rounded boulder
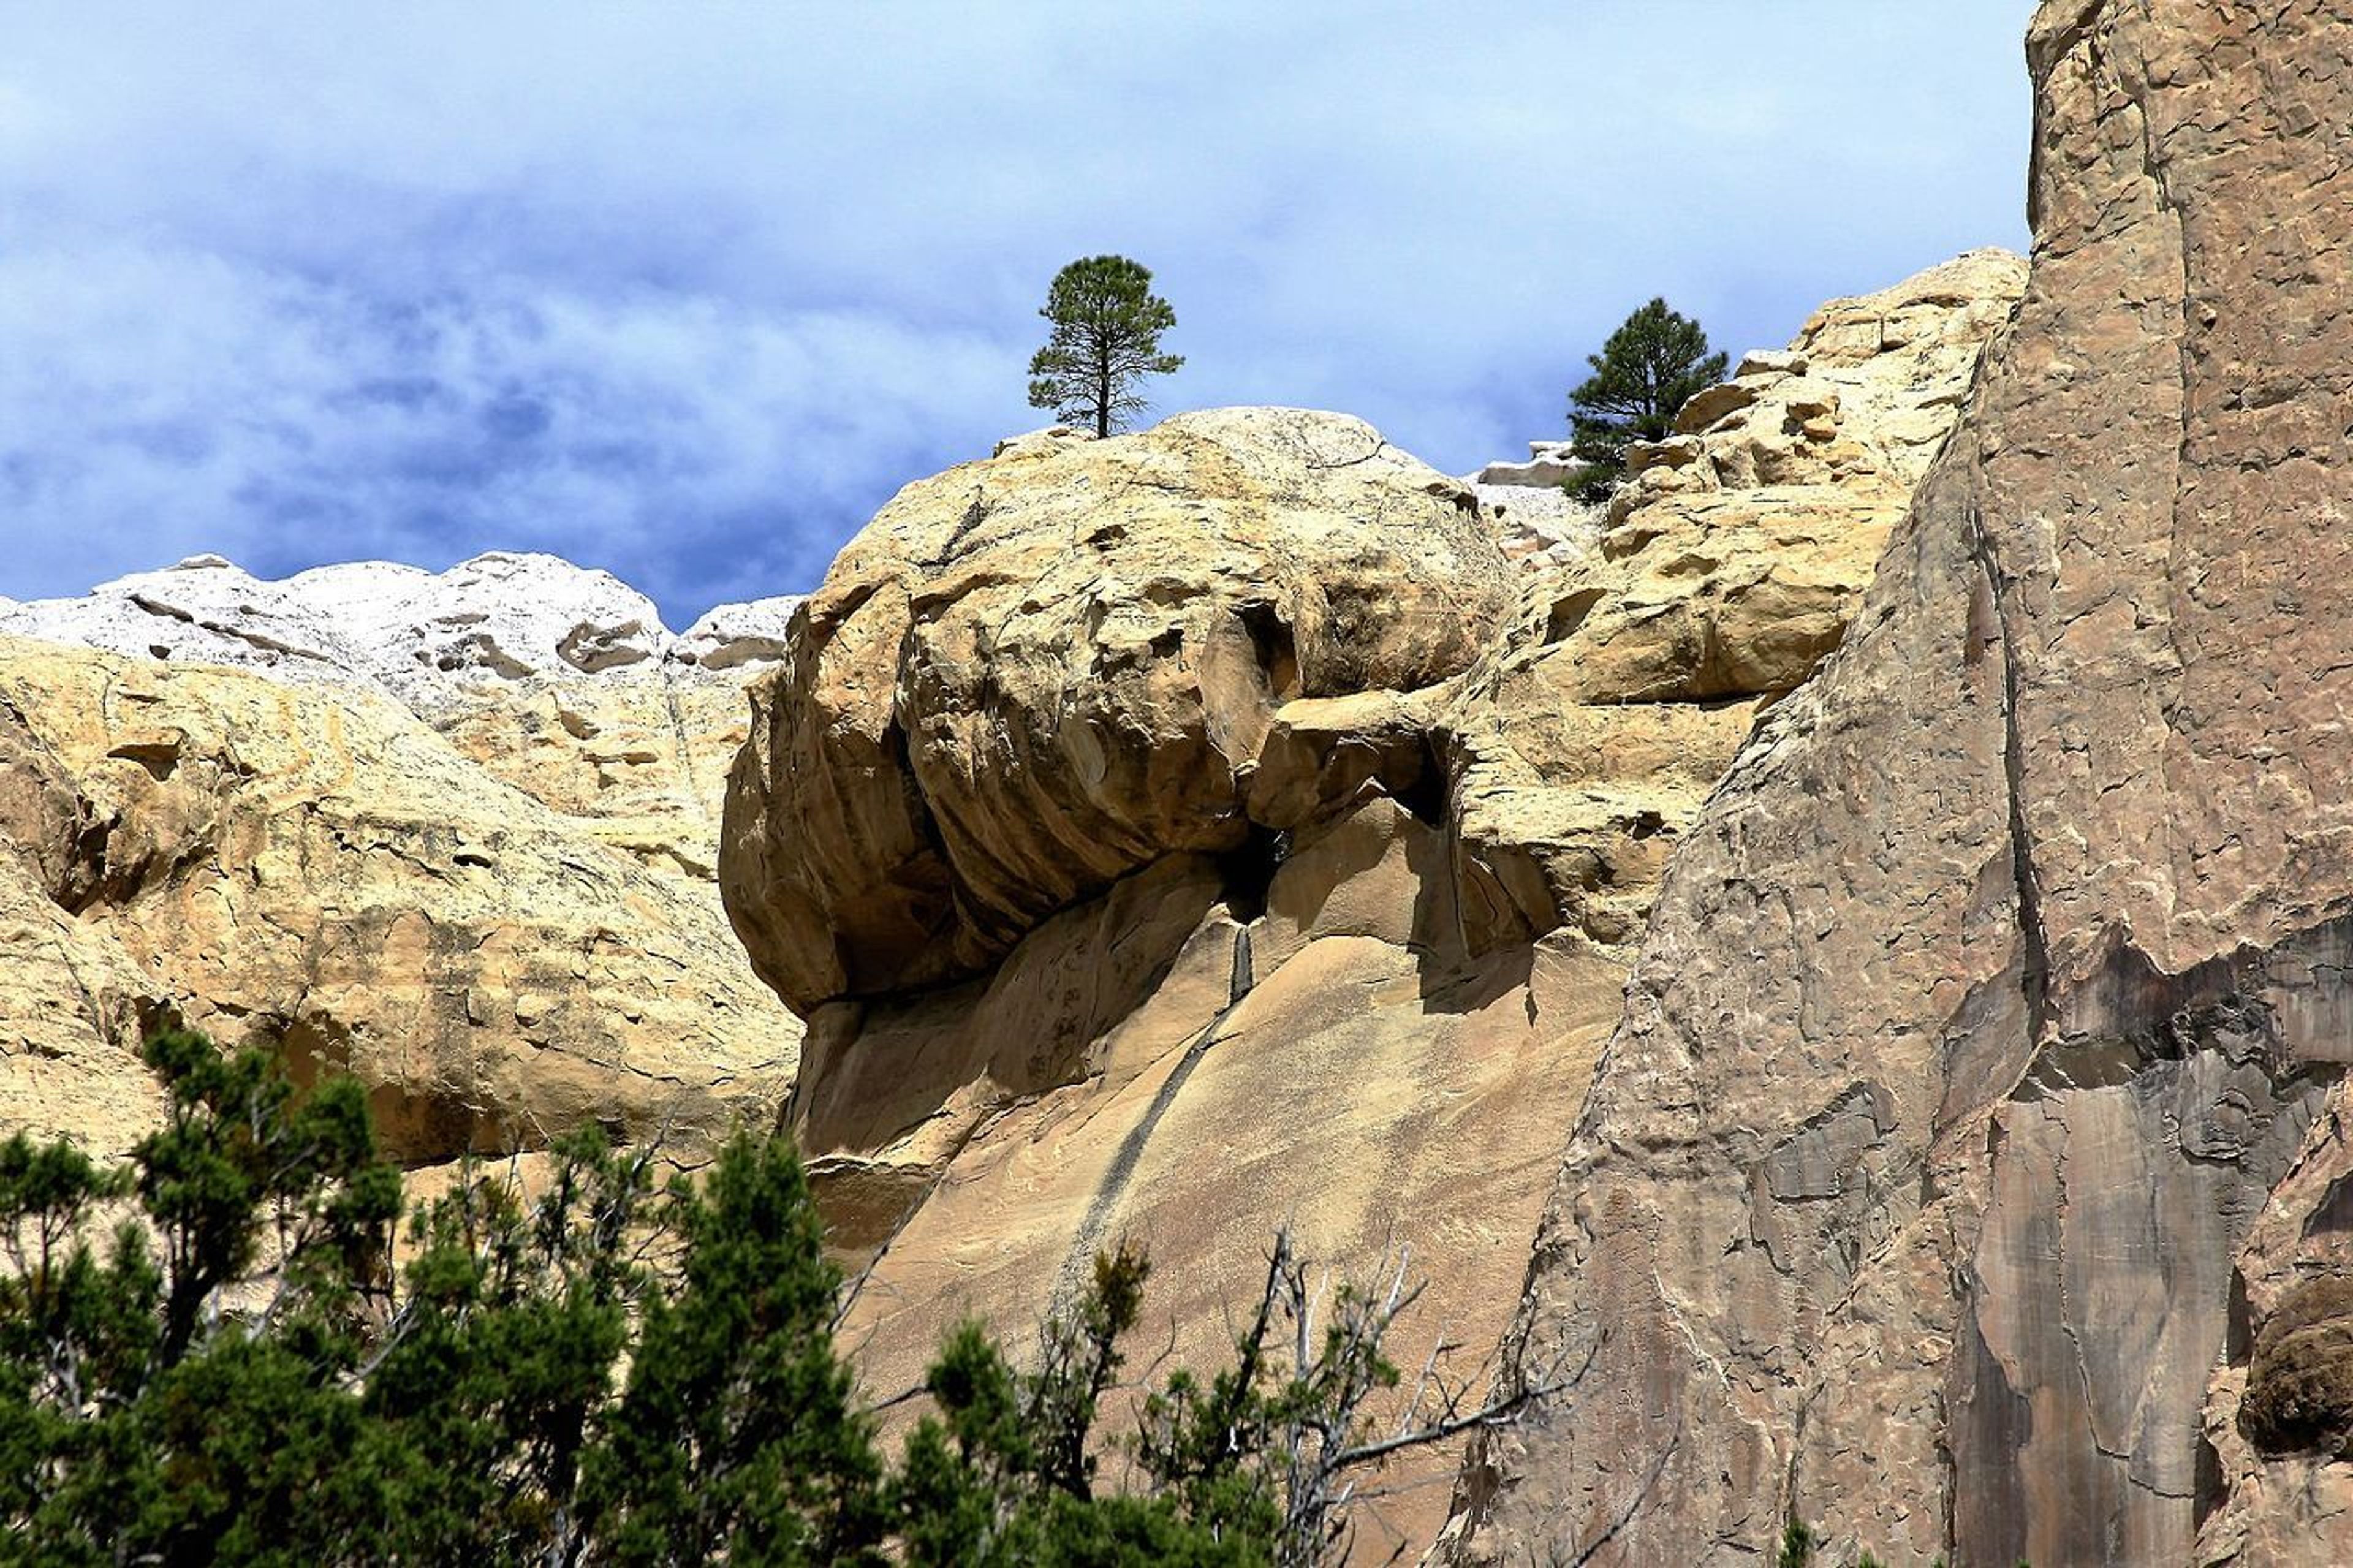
[720,408,1515,1013]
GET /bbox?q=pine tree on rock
[1026,255,1184,439]
[1566,297,1729,501]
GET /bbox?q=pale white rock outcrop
[1470,482,1602,569]
[1474,439,1585,489]
[679,596,807,671]
[299,553,672,691]
[1466,441,1601,569]
[0,550,805,703]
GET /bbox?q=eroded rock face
[0,553,805,886]
[721,262,2018,1552]
[0,637,800,1164]
[1449,5,2353,1564]
[1439,252,2025,959]
[1469,482,1601,572]
[825,802,1629,1556]
[0,557,805,1170]
[720,407,1519,1013]
[1466,440,1602,571]
[2242,1277,2353,1459]
[0,692,165,1157]
[2199,1088,2353,1562]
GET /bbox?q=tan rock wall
[423,669,751,881]
[1449,4,2353,1563]
[722,246,2020,1560]
[832,798,1626,1556]
[0,638,797,1166]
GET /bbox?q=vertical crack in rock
[655,659,711,837]
[1056,922,1258,1297]
[2129,5,2202,807]
[1968,496,2053,1056]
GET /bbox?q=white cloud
[0,1,2038,623]
[0,238,1025,618]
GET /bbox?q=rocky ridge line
[0,550,803,696]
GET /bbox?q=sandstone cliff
[719,256,2019,1553]
[0,556,803,1168]
[1448,4,2353,1564]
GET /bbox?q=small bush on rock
[2241,1275,2353,1458]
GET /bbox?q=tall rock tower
[1452,2,2353,1562]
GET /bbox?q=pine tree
[1026,255,1184,438]
[1566,297,1729,500]
[0,1029,885,1564]
[588,1127,887,1564]
[0,1026,1555,1564]
[0,1025,398,1562]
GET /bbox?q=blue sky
[1,2,2036,629]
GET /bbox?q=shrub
[0,1026,1536,1564]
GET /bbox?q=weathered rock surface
[824,805,1629,1557]
[0,691,165,1159]
[680,596,808,672]
[2241,1276,2353,1460]
[1621,248,2025,511]
[4,552,668,694]
[2198,1086,2353,1563]
[1439,252,2025,962]
[0,556,805,1169]
[0,637,800,1164]
[0,551,793,717]
[721,407,1521,1014]
[1448,5,2353,1564]
[1471,480,1601,572]
[0,553,805,883]
[1475,440,1585,491]
[722,254,2017,1551]
[1583,249,2028,703]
